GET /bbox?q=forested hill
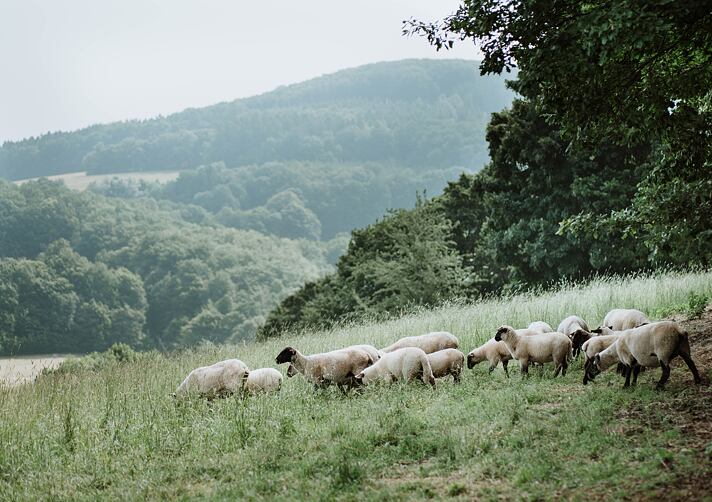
[0,59,514,180]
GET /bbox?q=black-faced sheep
[427,348,465,383]
[557,315,591,358]
[275,346,373,390]
[354,347,436,387]
[494,326,572,377]
[381,331,458,354]
[175,359,250,399]
[585,321,702,389]
[466,338,513,376]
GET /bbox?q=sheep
[275,346,373,390]
[285,344,381,380]
[381,331,459,354]
[584,321,702,389]
[527,321,554,333]
[494,326,572,377]
[354,347,436,387]
[175,359,250,399]
[581,334,621,384]
[245,368,283,394]
[602,309,650,331]
[557,315,591,358]
[466,338,513,376]
[427,349,465,383]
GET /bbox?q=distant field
[0,271,711,499]
[13,170,181,191]
[0,355,67,387]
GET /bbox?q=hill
[0,59,514,181]
[1,271,710,498]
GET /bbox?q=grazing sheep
[275,346,373,390]
[175,359,250,399]
[245,368,283,394]
[602,309,650,331]
[466,338,513,376]
[557,315,591,358]
[581,334,621,384]
[354,347,436,387]
[585,321,702,389]
[285,344,381,380]
[381,331,459,354]
[427,349,465,383]
[527,321,554,333]
[494,326,572,377]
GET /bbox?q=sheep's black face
[467,353,476,369]
[276,347,296,364]
[583,355,602,384]
[494,326,507,342]
[572,330,590,350]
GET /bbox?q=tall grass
[0,270,710,500]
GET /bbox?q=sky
[0,0,478,143]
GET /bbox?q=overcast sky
[0,0,478,143]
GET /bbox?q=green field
[1,270,711,500]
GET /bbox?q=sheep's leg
[520,359,529,378]
[623,365,632,388]
[488,363,497,374]
[561,360,568,377]
[679,352,702,384]
[656,363,671,390]
[631,365,641,386]
[553,363,562,378]
[502,360,510,377]
[453,368,461,384]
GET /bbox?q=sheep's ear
[591,327,602,334]
[608,326,614,330]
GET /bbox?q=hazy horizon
[0,0,478,143]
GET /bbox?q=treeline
[260,0,712,337]
[92,161,465,240]
[0,60,513,181]
[0,180,336,355]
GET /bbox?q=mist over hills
[0,59,514,180]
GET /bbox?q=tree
[407,0,712,264]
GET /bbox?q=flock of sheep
[174,308,703,398]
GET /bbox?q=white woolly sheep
[527,321,554,333]
[285,344,381,380]
[602,309,650,331]
[426,348,465,383]
[275,346,373,390]
[381,331,459,354]
[466,338,513,376]
[585,321,702,389]
[354,347,436,387]
[175,359,250,399]
[557,315,591,358]
[494,326,572,377]
[245,367,283,394]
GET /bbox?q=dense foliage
[0,60,513,181]
[407,0,712,265]
[259,98,653,336]
[0,180,334,355]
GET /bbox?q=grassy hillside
[0,59,514,181]
[1,270,710,499]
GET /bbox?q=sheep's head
[466,352,479,369]
[571,329,591,351]
[286,363,299,378]
[276,347,297,364]
[592,326,614,336]
[583,354,602,385]
[494,326,514,342]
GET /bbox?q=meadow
[12,170,181,191]
[1,270,711,500]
